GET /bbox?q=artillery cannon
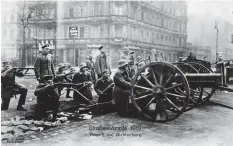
[129,57,233,123]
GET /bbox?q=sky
[187,0,233,24]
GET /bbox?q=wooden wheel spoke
[164,73,175,87]
[145,97,156,109]
[165,83,184,91]
[164,97,180,112]
[150,65,159,86]
[190,88,201,94]
[141,74,155,87]
[134,85,153,91]
[166,92,186,99]
[135,93,153,100]
[159,74,164,86]
[190,97,197,104]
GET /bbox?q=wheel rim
[172,62,201,111]
[131,62,190,123]
[187,62,215,104]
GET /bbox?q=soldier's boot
[1,98,10,110]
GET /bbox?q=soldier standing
[215,55,230,87]
[34,44,55,83]
[128,51,136,78]
[86,55,96,83]
[1,61,28,111]
[113,59,131,117]
[95,46,111,79]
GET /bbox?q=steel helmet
[118,59,128,68]
[80,62,87,69]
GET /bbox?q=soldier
[95,45,111,79]
[72,63,93,104]
[186,52,197,61]
[86,55,96,83]
[54,63,66,95]
[113,59,131,117]
[95,69,114,113]
[34,44,55,83]
[1,61,28,111]
[34,75,60,121]
[215,55,230,87]
[128,51,136,78]
[66,67,76,98]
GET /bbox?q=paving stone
[51,132,59,136]
[25,131,36,136]
[1,126,15,134]
[1,133,13,141]
[23,120,33,126]
[17,125,29,131]
[34,121,45,126]
[1,121,12,126]
[43,136,49,139]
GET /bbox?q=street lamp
[214,20,219,61]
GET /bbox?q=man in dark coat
[86,55,96,83]
[113,59,131,117]
[95,46,111,79]
[128,51,136,78]
[95,69,114,112]
[1,61,27,111]
[34,44,55,83]
[72,63,93,104]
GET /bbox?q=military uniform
[1,67,27,110]
[34,52,55,83]
[95,76,114,112]
[34,76,60,120]
[86,57,96,82]
[113,59,131,116]
[72,63,93,104]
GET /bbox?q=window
[28,29,31,39]
[115,25,123,37]
[166,35,167,40]
[69,7,74,18]
[92,25,100,38]
[157,34,159,39]
[140,30,144,39]
[115,4,123,15]
[147,31,149,37]
[94,4,100,16]
[169,36,171,41]
[80,27,85,39]
[141,11,144,21]
[152,32,154,42]
[80,6,85,17]
[132,6,137,18]
[173,37,175,42]
[161,34,163,40]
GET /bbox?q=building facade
[24,1,188,67]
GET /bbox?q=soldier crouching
[72,63,93,104]
[34,75,60,121]
[1,61,27,111]
[95,69,114,113]
[113,59,132,117]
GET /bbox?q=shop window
[115,3,123,15]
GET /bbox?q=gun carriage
[130,57,233,123]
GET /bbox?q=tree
[15,1,39,67]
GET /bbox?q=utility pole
[215,20,219,61]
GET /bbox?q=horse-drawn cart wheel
[131,62,190,123]
[172,62,201,111]
[187,62,216,105]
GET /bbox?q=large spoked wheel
[187,62,216,105]
[131,62,190,123]
[172,62,201,111]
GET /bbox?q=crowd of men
[1,44,146,120]
[1,44,232,120]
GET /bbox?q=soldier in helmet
[72,63,93,104]
[34,44,55,83]
[128,51,136,78]
[54,63,66,95]
[86,55,96,83]
[1,61,28,111]
[113,59,131,117]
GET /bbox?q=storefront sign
[69,27,78,36]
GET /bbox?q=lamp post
[215,20,219,61]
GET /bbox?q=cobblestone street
[2,92,233,146]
